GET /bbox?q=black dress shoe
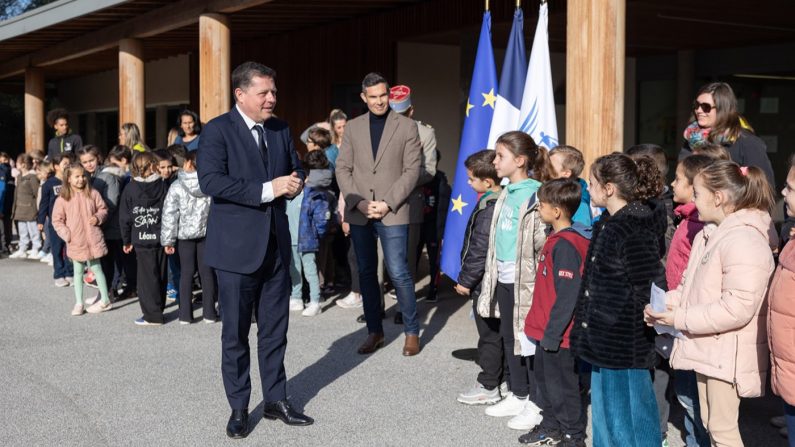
[356,311,386,323]
[394,312,403,325]
[226,409,249,439]
[263,400,314,426]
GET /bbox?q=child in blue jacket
[296,150,337,317]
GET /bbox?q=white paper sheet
[519,332,537,356]
[650,282,684,338]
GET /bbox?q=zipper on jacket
[459,207,482,264]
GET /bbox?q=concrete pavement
[0,257,787,446]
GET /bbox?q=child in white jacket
[161,150,217,324]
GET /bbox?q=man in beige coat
[336,72,422,356]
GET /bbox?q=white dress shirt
[236,104,275,203]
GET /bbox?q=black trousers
[216,238,290,410]
[417,218,440,293]
[535,347,585,438]
[496,282,535,399]
[100,239,124,292]
[135,246,167,324]
[473,295,503,390]
[177,238,218,322]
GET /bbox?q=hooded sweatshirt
[47,132,83,160]
[669,208,776,397]
[119,173,168,248]
[92,166,123,240]
[572,178,593,226]
[298,169,336,253]
[160,170,211,246]
[525,223,592,350]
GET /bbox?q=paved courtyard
[0,257,787,446]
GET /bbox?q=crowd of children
[452,129,793,447]
[3,91,794,446]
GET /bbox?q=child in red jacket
[520,178,590,447]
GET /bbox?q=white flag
[518,2,558,150]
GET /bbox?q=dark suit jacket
[198,107,303,275]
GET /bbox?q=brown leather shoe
[357,332,384,355]
[402,334,420,356]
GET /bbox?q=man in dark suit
[336,73,422,356]
[198,61,312,439]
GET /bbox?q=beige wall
[57,54,190,113]
[397,42,461,177]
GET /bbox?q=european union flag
[440,11,497,282]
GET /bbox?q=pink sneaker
[71,304,85,316]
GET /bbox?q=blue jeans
[48,224,73,279]
[349,221,418,335]
[167,252,181,297]
[674,369,711,447]
[591,366,661,447]
[786,403,795,447]
[288,245,320,304]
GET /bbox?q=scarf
[683,116,752,149]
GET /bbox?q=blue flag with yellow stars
[440,10,497,282]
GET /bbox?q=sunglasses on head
[693,101,717,114]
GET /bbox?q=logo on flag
[486,7,527,149]
[518,2,558,150]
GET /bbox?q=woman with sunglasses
[679,82,775,187]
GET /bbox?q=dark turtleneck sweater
[369,109,390,159]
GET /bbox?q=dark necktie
[253,124,268,168]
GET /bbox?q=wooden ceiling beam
[0,0,272,80]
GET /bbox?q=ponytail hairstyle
[131,151,158,178]
[695,160,774,213]
[590,153,663,202]
[495,131,556,182]
[60,163,92,201]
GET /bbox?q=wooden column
[199,13,230,123]
[566,0,626,173]
[119,38,145,140]
[24,68,45,153]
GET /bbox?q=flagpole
[485,0,489,11]
[516,0,521,7]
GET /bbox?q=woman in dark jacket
[678,82,774,187]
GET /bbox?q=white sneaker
[40,253,53,263]
[500,381,509,397]
[485,392,527,417]
[86,301,113,314]
[8,250,27,259]
[302,303,321,317]
[85,292,100,306]
[336,292,363,309]
[65,277,74,286]
[457,383,502,405]
[506,399,543,430]
[54,278,70,287]
[386,290,397,300]
[289,298,304,311]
